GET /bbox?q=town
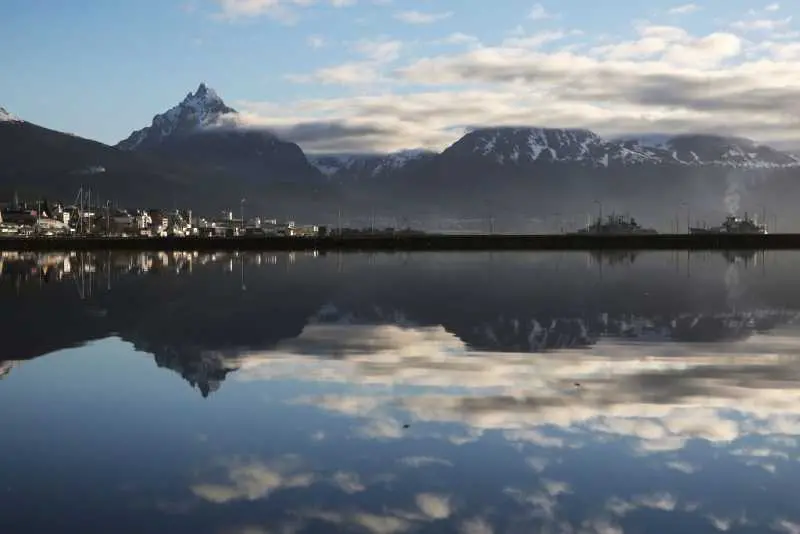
[0,191,323,238]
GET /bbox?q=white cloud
[607,492,677,516]
[415,493,452,519]
[504,429,566,448]
[191,455,315,503]
[231,324,800,459]
[436,32,481,47]
[352,38,403,63]
[665,460,698,474]
[286,37,403,86]
[213,0,355,21]
[668,3,700,15]
[398,456,454,468]
[307,35,325,48]
[525,456,550,473]
[731,16,793,32]
[331,471,366,493]
[528,3,555,21]
[460,517,494,534]
[773,519,800,534]
[394,10,452,24]
[765,3,780,11]
[232,19,800,153]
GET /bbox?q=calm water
[2,250,800,534]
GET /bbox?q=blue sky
[1,0,798,152]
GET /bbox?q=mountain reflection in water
[1,250,800,534]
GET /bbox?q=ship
[689,213,767,235]
[572,214,658,235]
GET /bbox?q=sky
[1,0,799,153]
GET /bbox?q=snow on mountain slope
[446,127,799,169]
[309,149,436,179]
[0,107,21,123]
[447,127,667,167]
[617,133,800,168]
[117,83,238,150]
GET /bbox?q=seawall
[1,234,799,251]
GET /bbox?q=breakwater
[2,233,800,251]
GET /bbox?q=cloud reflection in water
[194,321,800,533]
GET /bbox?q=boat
[571,214,658,235]
[689,213,767,235]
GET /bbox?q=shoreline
[0,234,797,251]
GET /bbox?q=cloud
[213,0,355,21]
[307,35,325,48]
[436,33,481,47]
[505,480,571,520]
[398,456,454,468]
[525,456,550,473]
[528,4,556,21]
[352,37,403,63]
[666,460,698,474]
[773,519,800,534]
[234,19,800,153]
[298,499,457,534]
[394,10,452,24]
[504,429,566,448]
[306,510,414,534]
[415,493,452,519]
[668,3,700,15]
[232,321,800,460]
[331,471,366,493]
[766,3,780,11]
[730,16,793,32]
[460,517,494,534]
[191,455,315,503]
[285,37,403,86]
[606,492,677,516]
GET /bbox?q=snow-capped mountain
[309,149,436,180]
[115,83,322,184]
[117,83,237,150]
[443,127,668,167]
[441,127,800,169]
[619,134,800,168]
[0,106,21,123]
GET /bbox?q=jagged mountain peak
[117,83,237,150]
[180,83,234,114]
[0,106,21,123]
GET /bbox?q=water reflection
[2,251,800,533]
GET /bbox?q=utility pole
[240,198,246,234]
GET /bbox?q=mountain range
[3,83,800,229]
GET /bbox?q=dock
[2,233,800,251]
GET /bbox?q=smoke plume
[724,172,743,215]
